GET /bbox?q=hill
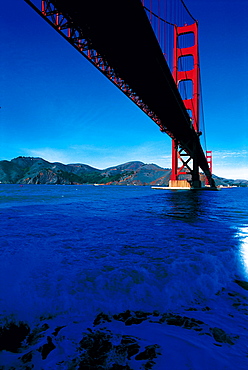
[0,157,170,185]
[0,157,247,187]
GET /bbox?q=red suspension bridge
[25,0,216,189]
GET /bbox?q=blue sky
[1,0,248,179]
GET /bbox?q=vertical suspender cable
[180,0,197,23]
[199,68,207,152]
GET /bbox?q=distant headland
[0,157,247,187]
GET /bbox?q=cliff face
[0,157,247,186]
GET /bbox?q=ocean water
[0,184,248,369]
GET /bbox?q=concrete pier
[168,180,191,188]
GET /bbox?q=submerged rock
[27,323,49,345]
[93,312,112,326]
[1,307,241,369]
[20,350,33,364]
[75,327,160,369]
[78,330,113,368]
[38,336,56,360]
[235,280,248,291]
[135,344,161,361]
[52,325,66,337]
[113,310,151,326]
[159,313,204,330]
[210,327,235,345]
[120,336,140,359]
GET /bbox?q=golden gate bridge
[24,0,216,189]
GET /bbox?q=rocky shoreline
[0,297,243,370]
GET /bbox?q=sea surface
[0,184,248,369]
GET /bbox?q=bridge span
[25,0,216,188]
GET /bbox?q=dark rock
[144,360,156,369]
[93,312,112,326]
[113,310,150,326]
[0,321,30,352]
[210,327,235,345]
[125,317,144,326]
[27,323,49,345]
[75,325,162,369]
[120,336,140,359]
[164,315,185,326]
[183,318,203,330]
[159,313,204,330]
[152,310,160,317]
[20,351,33,364]
[134,311,151,319]
[38,336,56,360]
[235,280,248,291]
[52,325,66,336]
[113,310,132,323]
[78,330,112,368]
[121,336,139,346]
[135,344,160,361]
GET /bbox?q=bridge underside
[26,0,215,187]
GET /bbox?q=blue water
[0,184,248,325]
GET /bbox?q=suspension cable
[179,0,197,23]
[143,6,176,26]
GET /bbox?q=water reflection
[162,190,205,222]
[237,226,248,278]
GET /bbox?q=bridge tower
[170,22,202,189]
[205,150,213,186]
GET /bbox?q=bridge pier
[169,180,190,188]
[190,147,202,188]
[190,180,202,189]
[169,179,202,189]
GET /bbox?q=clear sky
[1,0,248,179]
